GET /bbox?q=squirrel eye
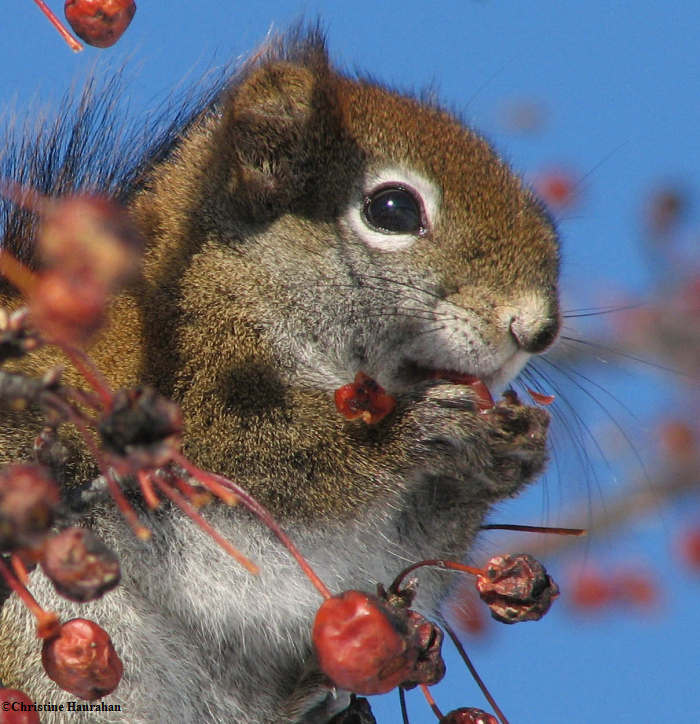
[362,186,426,236]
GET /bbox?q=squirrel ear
[222,56,340,215]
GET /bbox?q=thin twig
[32,0,84,52]
[444,622,509,724]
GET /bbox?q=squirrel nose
[509,312,560,353]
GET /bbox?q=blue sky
[2,2,698,722]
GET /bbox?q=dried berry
[533,167,578,210]
[42,618,123,700]
[441,707,498,724]
[64,0,136,48]
[679,527,700,571]
[334,372,396,424]
[476,553,559,624]
[568,567,612,611]
[0,308,41,363]
[500,98,547,134]
[402,608,445,688]
[0,465,60,552]
[40,527,120,602]
[0,688,40,723]
[33,427,70,483]
[98,386,183,468]
[659,420,695,458]
[645,186,686,238]
[38,196,142,287]
[30,270,107,345]
[613,569,657,609]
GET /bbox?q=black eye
[362,186,425,235]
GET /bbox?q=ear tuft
[234,62,318,129]
[220,45,341,217]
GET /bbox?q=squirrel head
[132,30,559,409]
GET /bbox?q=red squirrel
[0,28,559,722]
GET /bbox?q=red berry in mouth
[64,0,136,48]
[427,369,494,411]
[42,618,123,700]
[334,372,396,424]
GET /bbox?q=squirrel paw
[397,383,549,500]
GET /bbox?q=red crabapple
[42,618,123,700]
[64,0,136,48]
[0,688,40,723]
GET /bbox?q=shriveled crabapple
[40,527,120,603]
[403,608,445,689]
[312,589,444,696]
[476,553,559,624]
[29,269,107,345]
[98,386,183,469]
[64,0,136,48]
[42,618,123,700]
[644,185,687,238]
[533,166,579,210]
[0,308,42,363]
[441,708,498,724]
[38,196,142,288]
[0,465,60,552]
[567,566,612,611]
[0,688,40,724]
[679,526,700,571]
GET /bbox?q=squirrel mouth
[402,363,495,411]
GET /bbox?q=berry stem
[173,453,332,600]
[419,684,444,720]
[56,342,114,410]
[152,473,259,575]
[31,0,84,52]
[105,471,152,541]
[389,559,485,595]
[398,687,411,724]
[444,623,509,724]
[171,455,237,505]
[137,470,161,509]
[480,524,586,536]
[48,391,153,541]
[10,553,31,586]
[0,557,59,638]
[170,473,211,507]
